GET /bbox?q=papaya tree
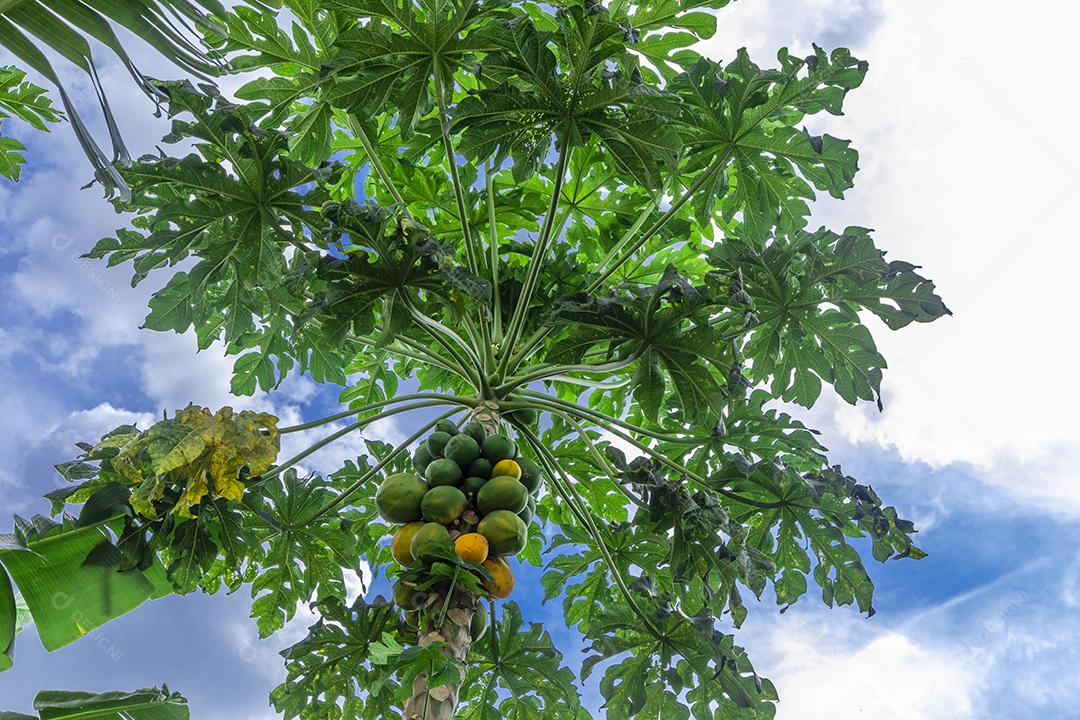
[0,0,951,718]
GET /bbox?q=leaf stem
[400,294,484,389]
[298,408,463,525]
[277,393,475,434]
[495,345,644,395]
[589,151,731,293]
[432,54,479,278]
[486,161,503,345]
[264,400,453,484]
[496,128,573,381]
[516,389,709,445]
[557,412,649,510]
[518,393,783,509]
[514,421,664,639]
[347,114,410,217]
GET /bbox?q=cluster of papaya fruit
[375,418,544,603]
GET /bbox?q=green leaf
[709,226,950,407]
[718,457,923,615]
[0,565,14,672]
[248,470,362,637]
[271,596,403,720]
[0,131,25,181]
[458,602,584,720]
[0,519,170,651]
[2,686,188,719]
[671,48,867,242]
[0,65,60,131]
[545,266,745,426]
[454,8,680,188]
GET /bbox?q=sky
[2,0,1079,717]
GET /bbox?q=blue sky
[2,1,1080,718]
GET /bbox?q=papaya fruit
[468,458,493,479]
[412,444,433,477]
[376,473,428,523]
[509,407,539,425]
[425,458,463,487]
[517,456,545,494]
[426,431,452,458]
[410,522,452,561]
[491,459,521,480]
[392,580,417,610]
[461,421,486,446]
[435,419,459,436]
[482,557,515,598]
[463,475,488,496]
[481,434,516,464]
[477,476,528,514]
[421,485,468,524]
[454,533,489,564]
[478,510,528,556]
[391,521,425,566]
[470,607,488,641]
[517,495,536,525]
[444,434,481,467]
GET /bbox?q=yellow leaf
[214,476,245,502]
[175,474,208,517]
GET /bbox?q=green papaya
[376,473,428,523]
[427,431,452,458]
[517,494,537,525]
[477,510,528,556]
[510,407,538,425]
[481,434,516,464]
[461,421,487,446]
[421,485,468,524]
[393,580,417,610]
[435,419,460,436]
[412,444,434,476]
[463,476,488,496]
[410,522,452,560]
[468,458,493,479]
[477,476,528,514]
[426,458,463,487]
[517,456,545,494]
[444,434,481,467]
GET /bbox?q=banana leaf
[0,686,188,719]
[0,519,171,652]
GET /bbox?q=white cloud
[763,622,975,719]
[742,554,1080,719]
[41,402,157,442]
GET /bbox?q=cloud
[759,620,976,719]
[739,553,1080,719]
[703,0,884,57]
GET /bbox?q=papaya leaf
[458,602,583,720]
[709,226,951,407]
[671,48,867,242]
[272,596,403,720]
[248,470,362,637]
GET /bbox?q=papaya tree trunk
[402,601,475,720]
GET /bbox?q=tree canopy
[0,0,950,718]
